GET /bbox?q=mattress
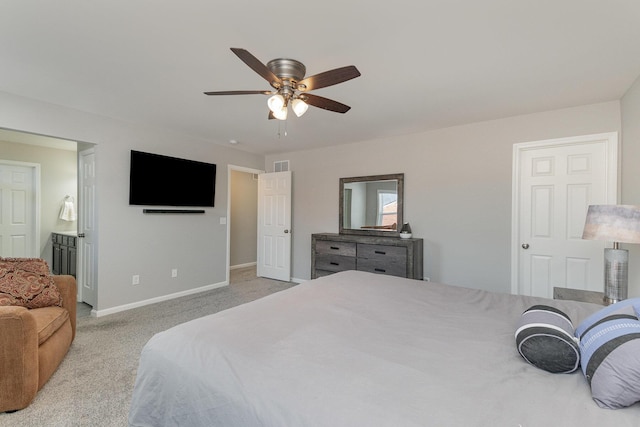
[129,270,640,426]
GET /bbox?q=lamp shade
[267,94,285,113]
[582,205,640,244]
[272,106,288,120]
[291,98,308,117]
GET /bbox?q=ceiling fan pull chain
[276,119,289,138]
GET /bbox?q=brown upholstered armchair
[0,275,77,412]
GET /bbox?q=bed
[128,270,640,426]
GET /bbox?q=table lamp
[582,205,640,304]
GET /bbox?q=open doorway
[0,127,98,309]
[227,165,262,284]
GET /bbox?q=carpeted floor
[0,267,295,427]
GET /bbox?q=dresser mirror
[339,173,404,236]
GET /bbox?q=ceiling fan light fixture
[273,106,288,120]
[291,98,309,117]
[267,94,285,113]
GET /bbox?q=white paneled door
[0,161,38,257]
[78,148,97,307]
[512,133,618,298]
[257,171,291,282]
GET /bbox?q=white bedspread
[129,271,640,426]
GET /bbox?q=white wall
[267,101,623,294]
[0,90,264,313]
[621,74,640,296]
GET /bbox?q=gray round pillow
[515,305,579,373]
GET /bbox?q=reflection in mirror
[343,180,397,229]
[339,173,404,236]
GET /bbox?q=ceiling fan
[204,48,361,120]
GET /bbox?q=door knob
[284,230,289,234]
[522,243,530,249]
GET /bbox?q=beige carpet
[0,267,295,427]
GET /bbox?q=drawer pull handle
[374,250,386,255]
[375,268,386,272]
[330,262,340,266]
[330,246,340,250]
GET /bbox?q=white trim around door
[226,165,264,285]
[0,160,41,258]
[511,132,619,297]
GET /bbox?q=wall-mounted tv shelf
[143,209,206,214]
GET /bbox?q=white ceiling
[1,1,639,155]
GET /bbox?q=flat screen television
[129,150,216,207]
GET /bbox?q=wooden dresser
[311,233,423,280]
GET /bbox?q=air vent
[274,160,290,172]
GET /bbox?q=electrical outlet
[132,275,140,285]
[171,268,178,278]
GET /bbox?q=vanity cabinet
[311,233,423,280]
[52,232,77,277]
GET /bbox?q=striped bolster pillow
[576,298,640,409]
[515,305,579,374]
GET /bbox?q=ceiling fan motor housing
[267,58,306,86]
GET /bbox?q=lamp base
[603,248,628,305]
[604,296,623,305]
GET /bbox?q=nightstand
[553,287,606,306]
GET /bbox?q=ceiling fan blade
[204,90,272,96]
[230,48,282,88]
[301,93,351,113]
[297,66,361,92]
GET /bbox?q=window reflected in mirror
[339,173,404,236]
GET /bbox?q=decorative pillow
[578,315,640,409]
[575,298,640,339]
[515,305,580,373]
[0,257,63,308]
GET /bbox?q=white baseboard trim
[92,280,229,317]
[230,262,257,270]
[291,277,306,284]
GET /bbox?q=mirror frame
[339,173,404,237]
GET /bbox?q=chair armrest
[53,275,77,341]
[0,306,39,411]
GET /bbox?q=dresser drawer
[315,240,356,257]
[315,254,356,272]
[357,244,407,262]
[357,257,407,277]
